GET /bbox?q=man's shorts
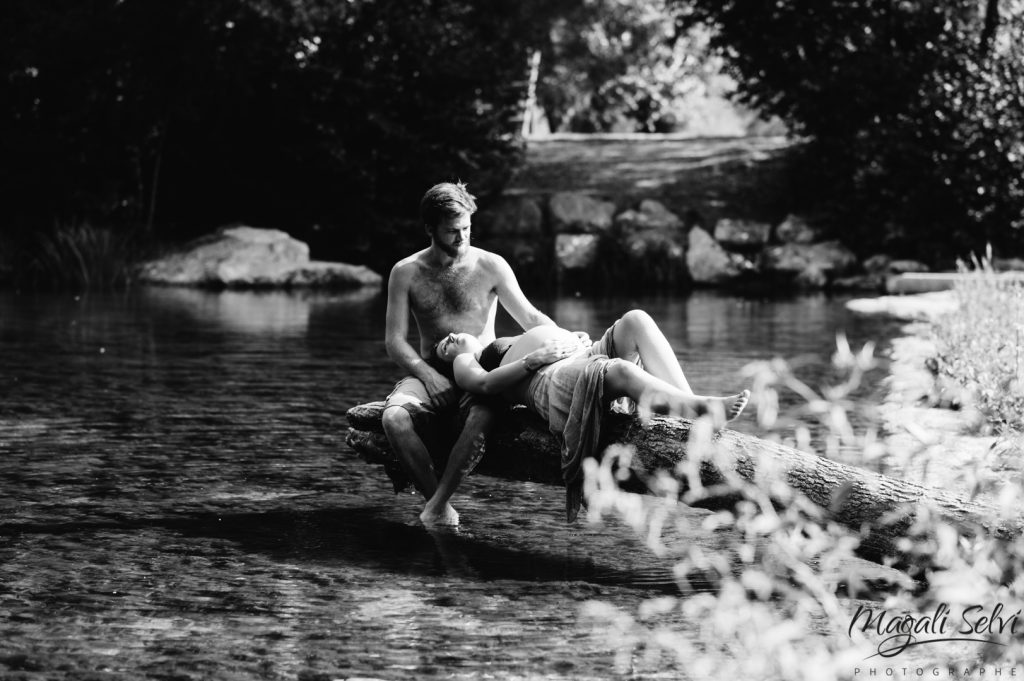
[383,375,480,422]
[381,374,501,492]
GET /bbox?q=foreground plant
[581,324,1024,678]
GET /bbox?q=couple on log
[382,182,749,526]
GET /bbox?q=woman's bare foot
[715,390,750,422]
[637,388,750,425]
[420,502,459,526]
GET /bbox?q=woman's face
[435,332,479,362]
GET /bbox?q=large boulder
[137,226,381,289]
[280,262,384,288]
[863,254,930,276]
[474,196,548,274]
[863,254,893,275]
[761,241,858,282]
[614,199,684,233]
[774,214,819,244]
[614,200,687,277]
[549,192,616,234]
[474,196,544,238]
[713,218,771,248]
[888,259,930,274]
[686,227,746,283]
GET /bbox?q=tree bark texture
[345,401,1017,563]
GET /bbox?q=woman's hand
[572,330,592,350]
[524,338,580,370]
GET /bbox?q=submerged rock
[136,226,381,289]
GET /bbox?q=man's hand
[572,330,592,350]
[421,371,457,408]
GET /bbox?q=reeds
[11,222,140,290]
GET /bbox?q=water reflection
[139,286,379,336]
[0,287,902,678]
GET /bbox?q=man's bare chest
[409,267,495,317]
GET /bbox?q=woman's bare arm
[452,339,579,395]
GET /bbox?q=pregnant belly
[500,326,579,366]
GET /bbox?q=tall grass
[580,305,1024,678]
[932,250,1024,435]
[12,222,140,290]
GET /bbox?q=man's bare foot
[420,502,459,526]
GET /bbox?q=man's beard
[436,240,466,258]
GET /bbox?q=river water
[0,287,902,679]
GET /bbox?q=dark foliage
[0,0,568,271]
[677,0,1024,262]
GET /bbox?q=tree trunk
[345,402,1017,564]
[980,0,1000,59]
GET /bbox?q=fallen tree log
[345,401,1017,563]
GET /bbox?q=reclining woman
[432,309,749,521]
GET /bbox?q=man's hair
[419,182,477,230]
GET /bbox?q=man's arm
[384,262,456,407]
[492,255,556,330]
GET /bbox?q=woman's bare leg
[603,359,749,423]
[610,310,694,394]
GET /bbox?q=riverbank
[848,291,1021,492]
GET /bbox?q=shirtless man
[383,182,560,526]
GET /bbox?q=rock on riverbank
[137,226,382,289]
[476,190,912,290]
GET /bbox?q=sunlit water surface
[0,288,903,679]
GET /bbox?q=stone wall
[473,191,927,292]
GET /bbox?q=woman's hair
[420,182,477,231]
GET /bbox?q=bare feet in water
[420,502,459,526]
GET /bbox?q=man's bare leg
[421,404,496,526]
[381,406,439,499]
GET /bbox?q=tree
[676,0,1024,261]
[0,0,572,269]
[537,0,733,133]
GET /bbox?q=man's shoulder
[390,250,429,278]
[468,247,509,271]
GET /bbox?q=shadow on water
[0,506,689,593]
